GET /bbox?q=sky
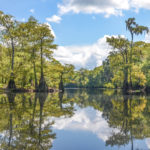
[1,0,150,69]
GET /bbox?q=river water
[0,89,150,150]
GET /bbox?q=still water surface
[0,89,150,150]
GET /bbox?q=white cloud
[44,22,56,38]
[145,32,150,43]
[51,107,119,142]
[58,0,130,17]
[146,138,150,149]
[54,35,111,69]
[44,105,148,149]
[46,15,62,23]
[0,25,6,31]
[131,0,150,10]
[57,0,150,17]
[30,9,35,13]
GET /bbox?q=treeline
[66,18,150,92]
[1,10,150,93]
[0,11,74,92]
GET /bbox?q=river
[0,89,149,150]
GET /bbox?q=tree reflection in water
[0,90,149,150]
[105,94,149,150]
[0,92,74,150]
[65,89,150,150]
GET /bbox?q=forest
[66,19,150,93]
[0,11,74,92]
[0,10,150,93]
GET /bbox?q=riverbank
[0,88,60,93]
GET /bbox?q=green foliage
[0,92,74,149]
[0,11,74,90]
[0,10,150,91]
[104,83,115,89]
[66,18,150,91]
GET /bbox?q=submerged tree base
[2,88,56,93]
[37,76,48,92]
[7,79,16,90]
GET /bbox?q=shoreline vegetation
[0,10,74,93]
[0,86,147,95]
[65,18,150,94]
[0,88,59,93]
[0,10,150,94]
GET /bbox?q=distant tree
[52,62,74,92]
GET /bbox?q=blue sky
[1,0,150,69]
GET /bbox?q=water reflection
[0,89,149,150]
[0,92,74,150]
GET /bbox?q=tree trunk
[123,68,129,93]
[38,76,48,92]
[59,74,64,92]
[122,49,129,93]
[38,40,48,92]
[11,38,15,71]
[8,38,16,89]
[129,33,133,90]
[7,76,16,89]
[40,40,43,79]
